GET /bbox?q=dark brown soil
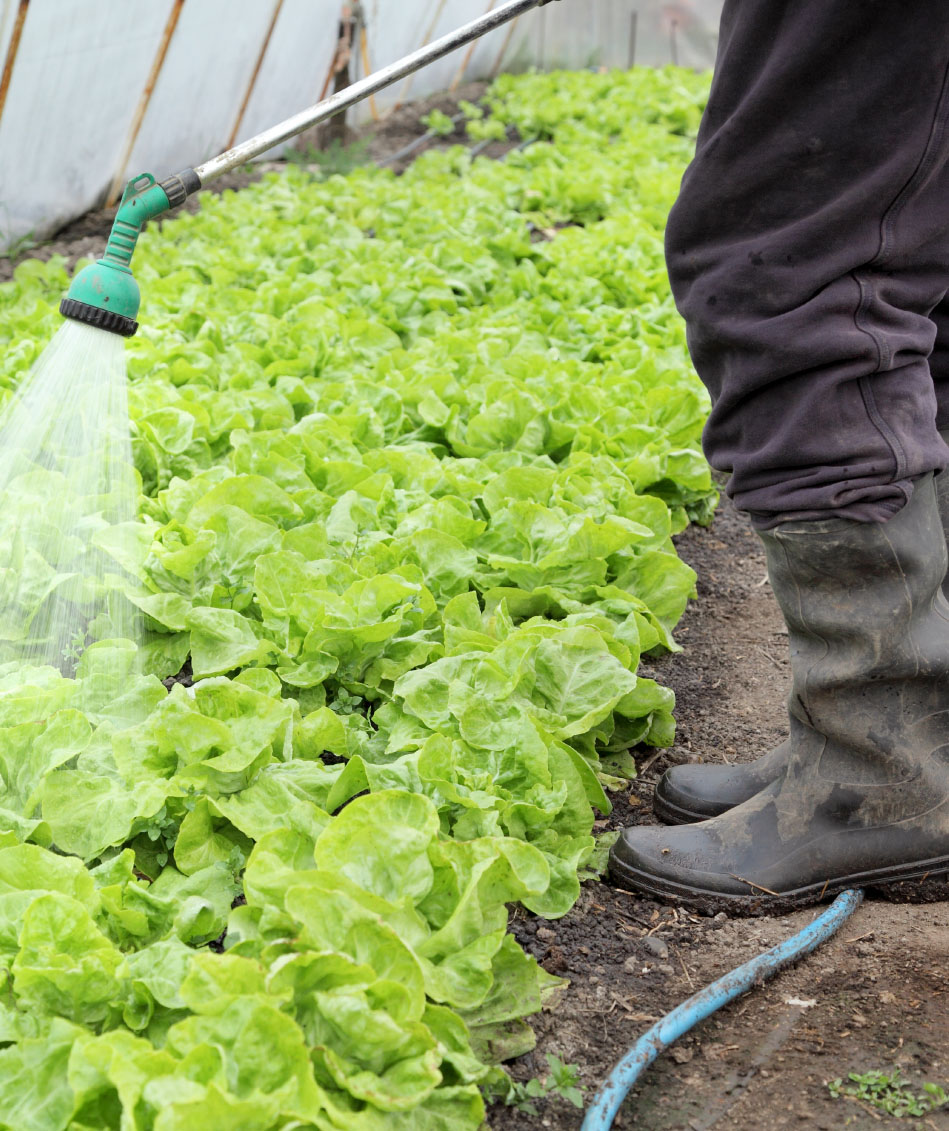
[488,493,949,1131]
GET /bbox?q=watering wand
[60,0,560,337]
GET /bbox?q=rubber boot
[652,740,790,824]
[654,433,949,826]
[611,474,949,912]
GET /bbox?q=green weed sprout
[827,1068,948,1118]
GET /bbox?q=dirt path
[489,494,949,1130]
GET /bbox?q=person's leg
[930,300,949,561]
[612,1,949,906]
[659,262,949,827]
[666,0,949,526]
[929,296,949,429]
[654,15,949,824]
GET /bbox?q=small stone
[543,945,568,974]
[623,956,640,974]
[670,1046,694,1064]
[713,912,728,924]
[643,936,669,960]
[656,963,676,976]
[702,1043,723,1060]
[536,927,557,943]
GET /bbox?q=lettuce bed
[0,67,713,1129]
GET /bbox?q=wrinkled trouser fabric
[665,1,949,526]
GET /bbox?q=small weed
[0,228,38,262]
[545,1053,586,1108]
[329,688,364,716]
[61,627,89,668]
[285,138,371,178]
[133,802,183,874]
[827,1068,948,1118]
[499,1053,586,1115]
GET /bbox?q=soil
[5,83,947,1131]
[488,493,949,1131]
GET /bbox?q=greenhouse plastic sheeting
[0,0,722,252]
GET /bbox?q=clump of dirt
[161,657,194,692]
[487,493,949,1131]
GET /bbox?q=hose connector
[158,167,201,209]
[59,168,199,337]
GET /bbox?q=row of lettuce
[0,67,713,1130]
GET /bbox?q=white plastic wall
[0,0,722,253]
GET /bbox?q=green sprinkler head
[60,168,199,337]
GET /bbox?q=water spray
[59,0,559,336]
[17,0,557,680]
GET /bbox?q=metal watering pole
[59,0,561,338]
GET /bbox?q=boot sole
[608,853,949,916]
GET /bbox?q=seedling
[285,138,371,178]
[827,1068,948,1118]
[500,1053,586,1115]
[0,228,38,263]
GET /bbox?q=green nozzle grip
[61,172,173,334]
[101,173,172,272]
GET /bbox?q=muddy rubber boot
[652,740,790,824]
[612,474,949,913]
[653,433,949,826]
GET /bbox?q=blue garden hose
[581,888,865,1130]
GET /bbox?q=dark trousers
[665,2,949,526]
